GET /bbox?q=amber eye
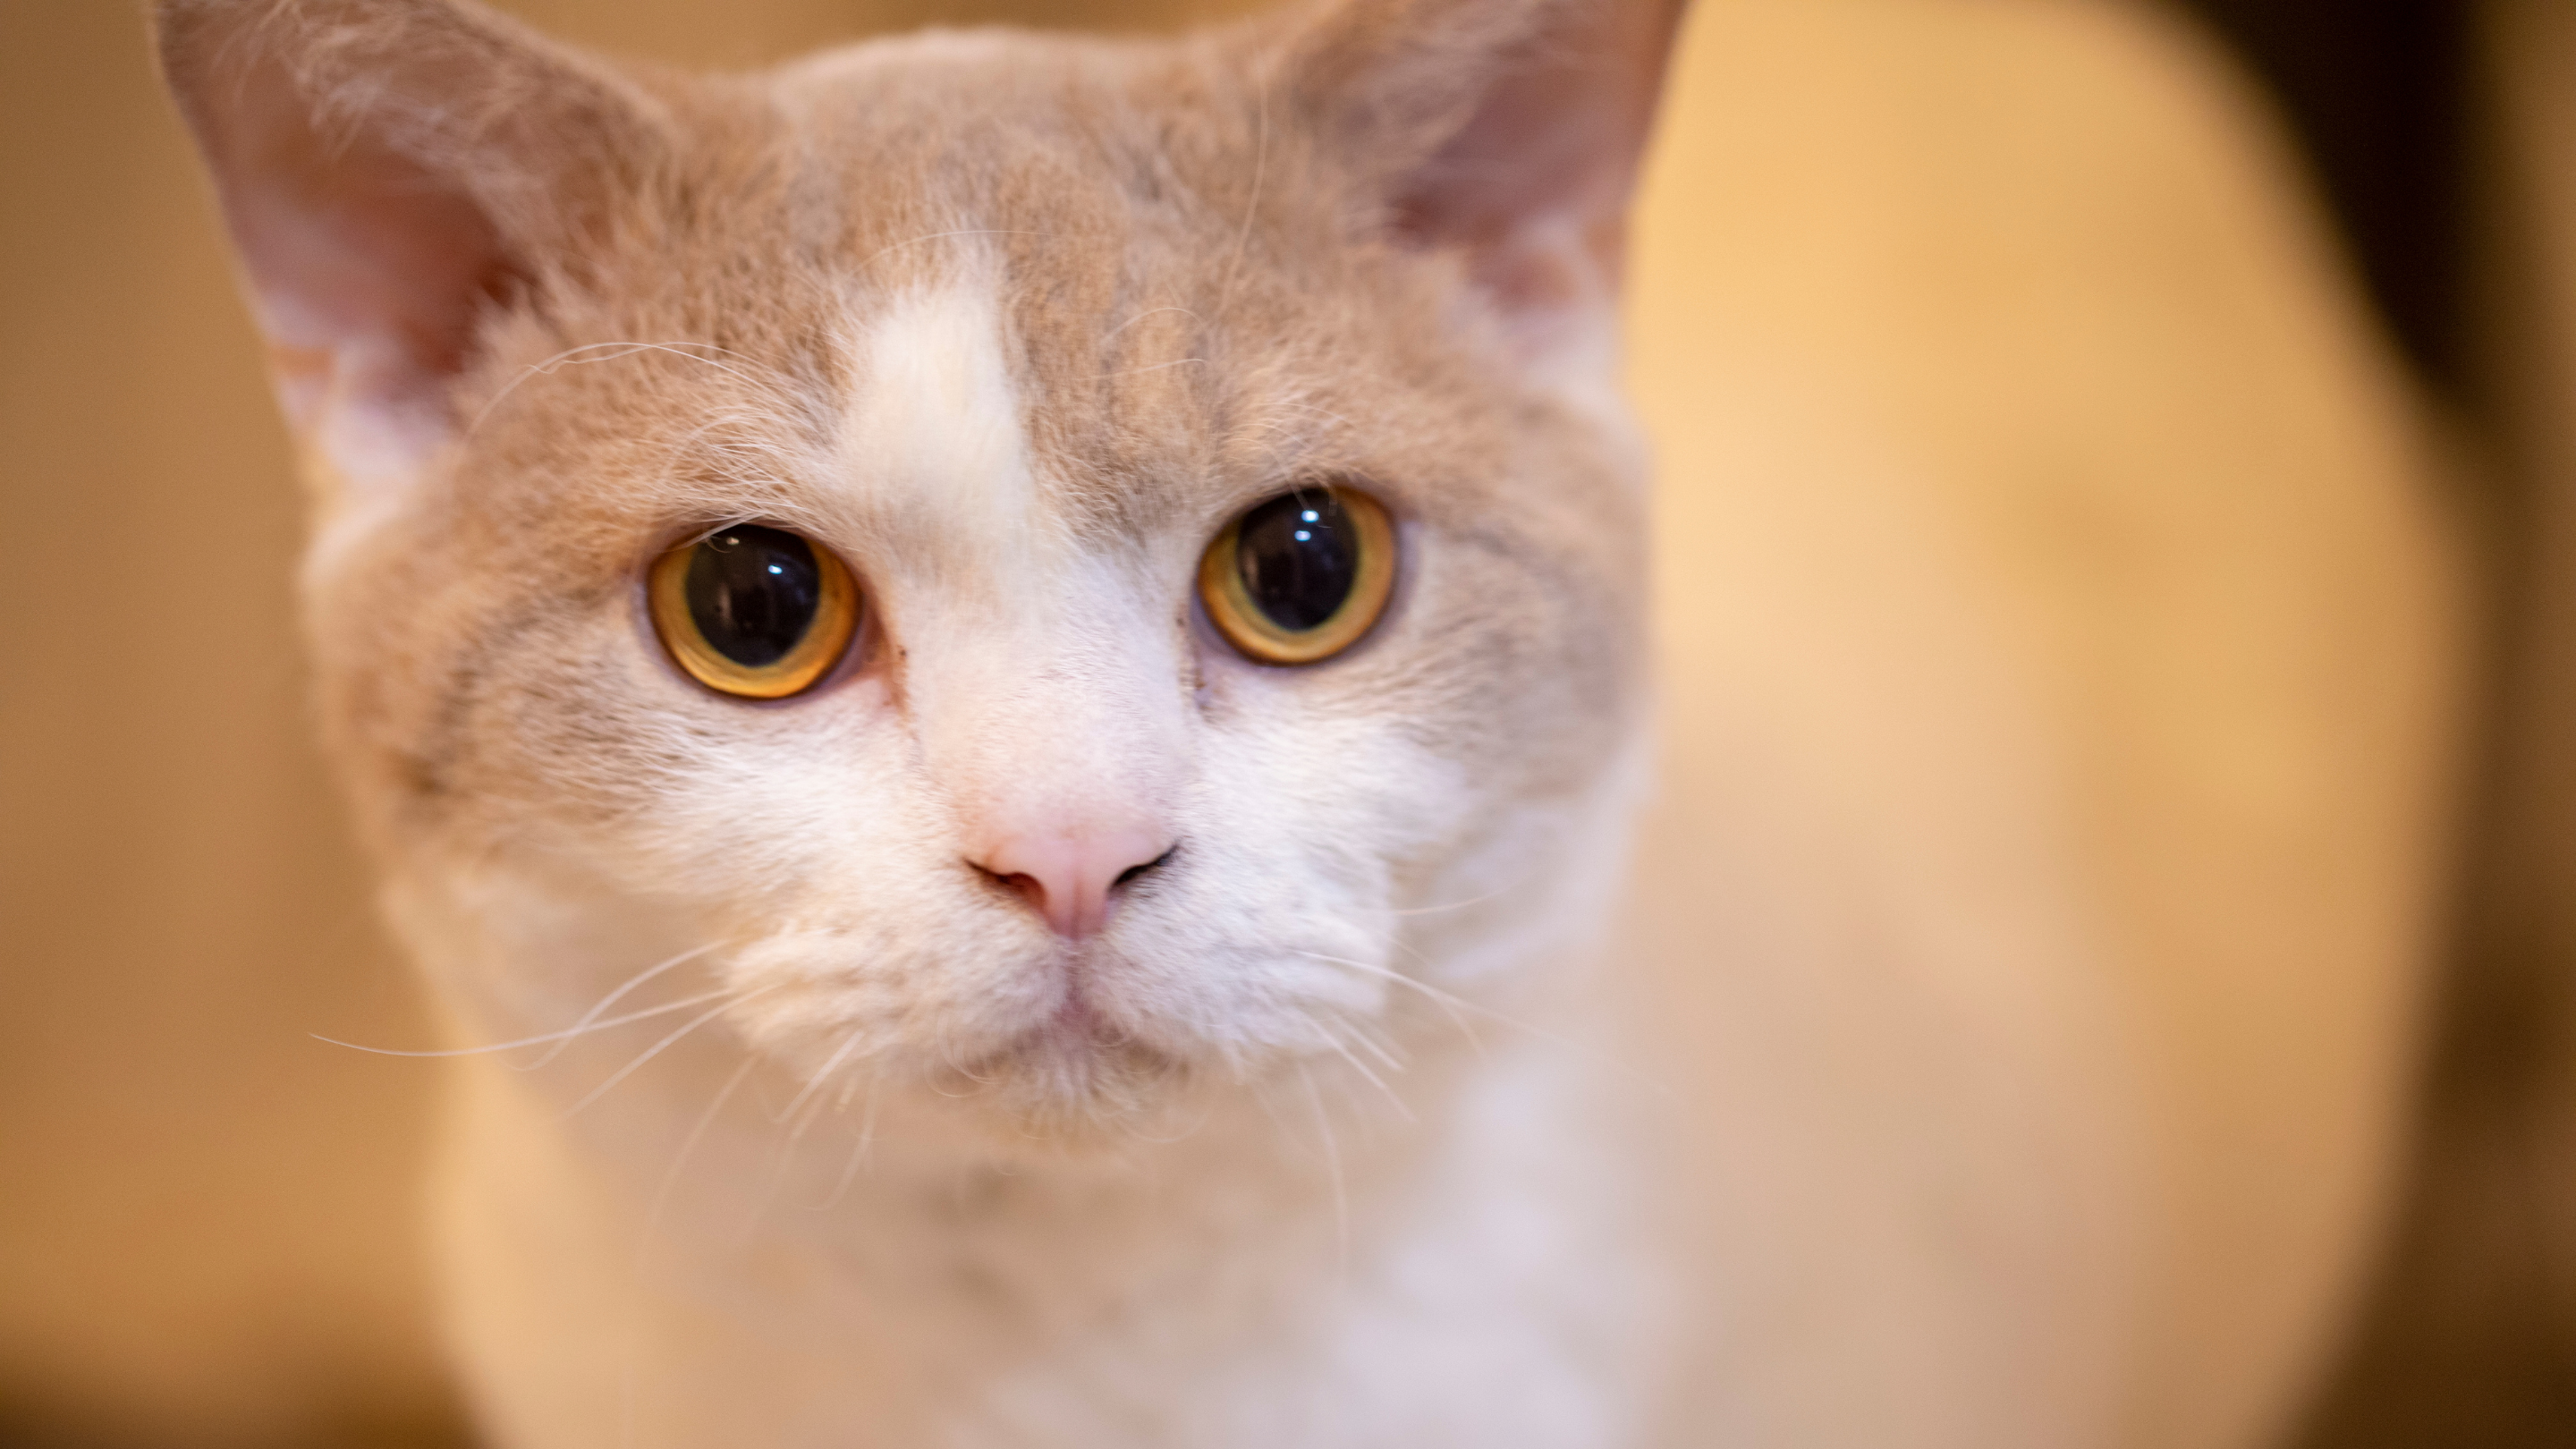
[1198,485,1396,665]
[648,524,859,699]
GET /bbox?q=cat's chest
[562,1049,1661,1449]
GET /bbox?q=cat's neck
[427,1002,1662,1448]
[386,749,1663,1445]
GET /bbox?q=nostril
[970,831,1175,939]
[984,869,1046,912]
[1113,845,1177,890]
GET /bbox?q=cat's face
[162,0,1676,1137]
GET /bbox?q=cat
[154,0,2464,1445]
[158,0,1684,1444]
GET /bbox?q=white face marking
[837,277,1056,614]
[831,274,1191,856]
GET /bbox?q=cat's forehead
[589,30,1482,536]
[767,29,1267,310]
[831,273,1054,587]
[771,27,1250,215]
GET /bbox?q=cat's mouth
[933,991,1184,1122]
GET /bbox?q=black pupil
[1236,491,1360,632]
[685,525,822,667]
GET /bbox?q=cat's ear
[154,0,661,487]
[1274,0,1687,374]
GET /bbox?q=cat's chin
[921,996,1198,1144]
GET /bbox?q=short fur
[159,0,1686,1444]
[152,1,2466,1446]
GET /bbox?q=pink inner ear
[1384,0,1687,326]
[236,155,510,377]
[209,79,518,439]
[156,0,639,470]
[1394,108,1635,322]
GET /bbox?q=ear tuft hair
[154,0,664,480]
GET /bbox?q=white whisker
[1298,1063,1348,1283]
[313,983,733,1062]
[818,1072,886,1211]
[561,985,777,1120]
[1091,356,1205,379]
[1306,1015,1411,1123]
[1214,81,1269,317]
[1307,950,1671,1097]
[1098,303,1201,344]
[742,1070,841,1241]
[775,1027,870,1125]
[523,944,722,1070]
[1340,1018,1408,1074]
[470,340,766,433]
[1292,950,1487,1058]
[644,1052,760,1241]
[856,227,1053,273]
[1383,886,1514,918]
[1125,1087,1222,1147]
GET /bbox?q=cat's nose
[973,827,1174,939]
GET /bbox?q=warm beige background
[0,0,2566,1445]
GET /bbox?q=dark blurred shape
[2296,1045,2576,1449]
[0,1397,472,1449]
[2173,0,2470,388]
[2279,3,2576,1446]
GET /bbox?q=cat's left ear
[1273,0,1689,374]
[154,0,664,489]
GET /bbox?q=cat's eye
[648,524,860,699]
[1198,485,1396,665]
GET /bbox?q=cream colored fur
[153,0,2462,1446]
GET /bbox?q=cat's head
[158,0,1681,1140]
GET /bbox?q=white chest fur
[426,998,1665,1449]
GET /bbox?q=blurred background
[0,0,2567,1445]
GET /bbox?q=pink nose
[973,827,1174,939]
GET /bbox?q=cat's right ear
[1265,0,1687,382]
[154,0,661,489]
